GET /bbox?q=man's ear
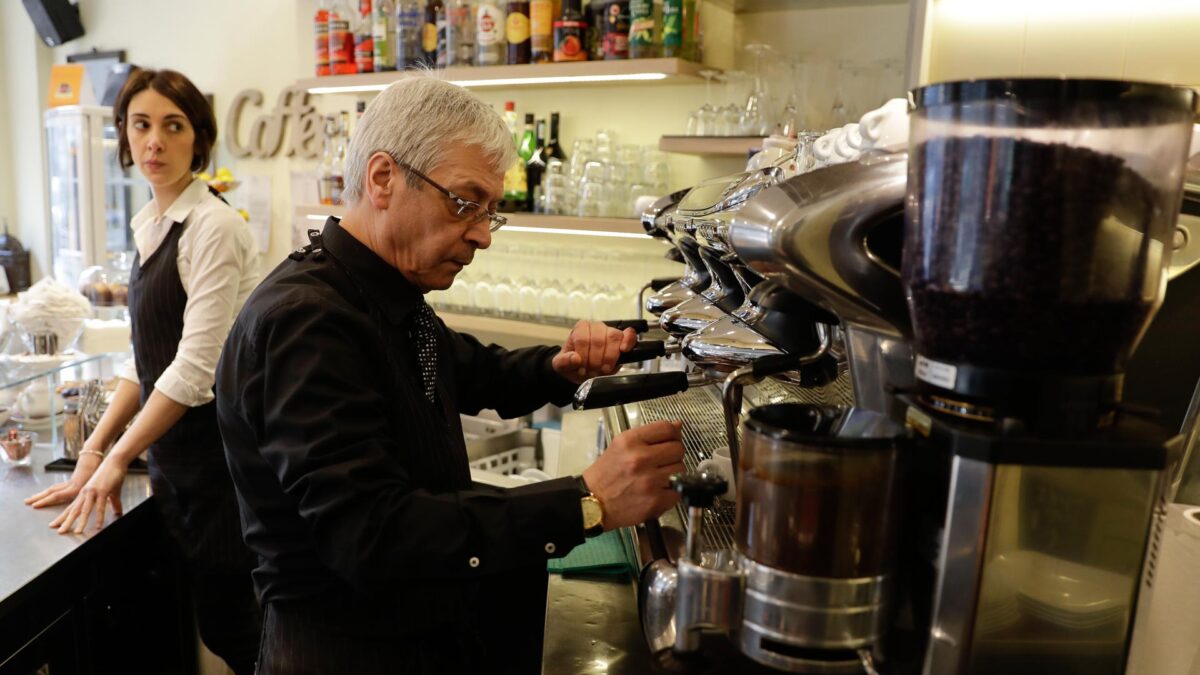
[365,151,396,210]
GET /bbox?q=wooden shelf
[659,135,766,156]
[706,0,906,11]
[298,58,711,94]
[438,311,570,347]
[295,205,645,237]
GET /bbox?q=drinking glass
[687,69,720,136]
[742,44,777,136]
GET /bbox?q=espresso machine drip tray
[634,386,739,553]
[618,370,855,559]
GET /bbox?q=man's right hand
[581,420,686,531]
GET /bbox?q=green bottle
[628,0,655,59]
[661,0,682,57]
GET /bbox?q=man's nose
[465,220,492,250]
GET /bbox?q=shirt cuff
[154,364,214,407]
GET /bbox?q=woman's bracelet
[78,449,105,459]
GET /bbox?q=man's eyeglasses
[393,157,506,232]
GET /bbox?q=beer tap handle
[671,472,728,562]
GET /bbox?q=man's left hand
[552,321,637,384]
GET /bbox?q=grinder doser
[905,79,1198,675]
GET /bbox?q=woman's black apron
[127,214,252,572]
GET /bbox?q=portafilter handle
[670,472,728,563]
[615,339,677,364]
[572,371,702,410]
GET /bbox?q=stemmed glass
[780,58,810,139]
[828,60,853,128]
[718,72,745,136]
[687,69,720,136]
[741,44,776,136]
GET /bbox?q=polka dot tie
[412,302,439,404]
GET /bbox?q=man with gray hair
[216,73,685,673]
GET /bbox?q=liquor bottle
[334,111,351,204]
[682,0,697,61]
[315,0,331,76]
[436,1,450,66]
[356,0,375,73]
[373,0,396,71]
[424,0,444,66]
[501,102,527,211]
[329,0,358,74]
[526,117,547,212]
[518,113,537,203]
[445,0,475,66]
[602,0,629,60]
[627,0,654,58]
[356,100,367,124]
[506,1,531,65]
[585,0,605,60]
[529,0,554,63]
[396,1,423,68]
[475,2,506,66]
[661,0,681,57]
[552,0,586,62]
[545,111,566,162]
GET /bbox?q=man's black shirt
[216,218,585,632]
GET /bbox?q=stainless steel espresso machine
[581,78,1199,675]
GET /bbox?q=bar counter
[0,443,194,673]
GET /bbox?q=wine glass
[780,58,810,139]
[717,72,744,136]
[741,44,776,136]
[687,69,720,136]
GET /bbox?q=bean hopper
[903,79,1196,675]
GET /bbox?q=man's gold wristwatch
[576,476,605,538]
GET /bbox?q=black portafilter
[671,472,729,562]
[573,371,696,410]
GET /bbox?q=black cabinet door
[0,608,81,675]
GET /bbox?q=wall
[0,0,911,280]
[919,0,1200,86]
[0,0,54,279]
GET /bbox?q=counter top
[0,443,152,611]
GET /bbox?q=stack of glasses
[539,132,670,219]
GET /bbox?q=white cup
[697,445,736,501]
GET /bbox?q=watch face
[582,496,604,531]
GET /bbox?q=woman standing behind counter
[24,68,262,674]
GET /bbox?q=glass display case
[0,352,130,468]
[45,105,151,291]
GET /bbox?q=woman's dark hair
[114,68,216,173]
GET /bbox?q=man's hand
[552,320,637,384]
[581,420,686,531]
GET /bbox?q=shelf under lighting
[295,204,647,238]
[298,58,709,94]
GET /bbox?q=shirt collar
[159,177,209,225]
[321,216,424,324]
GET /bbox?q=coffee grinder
[902,79,1198,675]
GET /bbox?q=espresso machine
[611,77,1198,675]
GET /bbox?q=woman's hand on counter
[48,456,129,534]
[553,321,638,384]
[24,451,104,509]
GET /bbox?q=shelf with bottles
[299,57,711,94]
[295,204,646,236]
[658,135,766,156]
